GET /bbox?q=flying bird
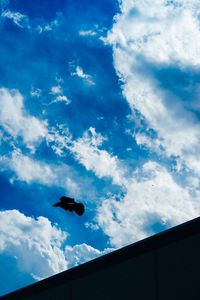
[53,196,85,216]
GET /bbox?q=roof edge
[1,216,200,299]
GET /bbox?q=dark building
[1,217,200,300]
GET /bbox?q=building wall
[24,234,200,300]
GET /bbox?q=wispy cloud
[36,12,63,34]
[1,10,30,29]
[1,9,63,33]
[0,88,47,149]
[2,147,81,197]
[79,29,97,37]
[49,86,71,105]
[46,126,126,186]
[51,95,71,105]
[8,149,56,185]
[72,66,95,86]
[97,161,200,247]
[30,88,42,98]
[47,124,72,157]
[69,127,126,186]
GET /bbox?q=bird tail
[74,203,85,216]
[53,202,60,207]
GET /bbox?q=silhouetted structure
[1,216,200,299]
[53,196,85,216]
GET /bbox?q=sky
[1,0,200,296]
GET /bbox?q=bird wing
[60,196,75,203]
[73,203,85,216]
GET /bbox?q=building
[1,216,200,300]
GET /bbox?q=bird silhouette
[53,196,85,216]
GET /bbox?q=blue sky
[1,0,200,296]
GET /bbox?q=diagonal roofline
[1,216,200,299]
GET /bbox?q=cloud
[96,0,200,247]
[52,95,71,105]
[47,124,72,157]
[1,9,62,33]
[1,10,30,29]
[106,0,200,173]
[0,124,88,198]
[30,88,42,98]
[47,125,126,186]
[135,133,163,155]
[97,161,200,248]
[84,222,100,231]
[49,86,71,105]
[8,149,56,185]
[50,86,62,95]
[0,210,68,280]
[114,0,200,66]
[75,66,89,79]
[72,66,95,86]
[0,210,113,281]
[79,26,108,41]
[65,243,113,268]
[69,127,126,186]
[2,148,81,197]
[36,12,63,34]
[79,30,97,37]
[0,88,47,149]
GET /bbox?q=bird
[53,196,85,216]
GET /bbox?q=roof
[1,216,200,299]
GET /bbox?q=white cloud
[79,30,97,37]
[75,66,89,79]
[72,66,95,86]
[51,95,71,105]
[0,210,114,281]
[106,0,200,174]
[47,124,72,157]
[0,88,47,148]
[97,161,200,248]
[3,148,80,197]
[84,222,100,231]
[30,88,42,98]
[0,210,68,280]
[122,73,200,164]
[113,0,200,66]
[79,24,107,39]
[37,24,53,33]
[50,86,71,105]
[69,127,126,186]
[50,86,62,95]
[46,125,127,193]
[36,12,63,34]
[98,0,200,246]
[135,133,163,155]
[1,10,30,29]
[8,150,56,185]
[65,243,113,268]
